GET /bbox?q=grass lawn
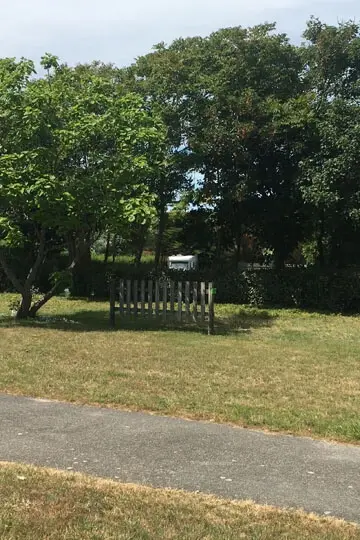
[1,462,359,540]
[0,293,360,443]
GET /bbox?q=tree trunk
[68,235,77,262]
[112,235,117,264]
[133,225,147,269]
[154,202,166,271]
[234,232,242,267]
[0,236,79,319]
[1,229,47,319]
[16,289,33,319]
[134,245,144,268]
[274,252,286,271]
[317,216,325,269]
[71,242,92,297]
[104,232,111,265]
[330,232,341,268]
[28,258,78,318]
[215,227,222,260]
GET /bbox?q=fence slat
[185,281,190,320]
[177,281,182,322]
[140,280,145,317]
[155,281,160,317]
[170,281,175,319]
[133,280,138,317]
[119,279,125,315]
[126,279,131,315]
[192,281,198,322]
[163,281,167,321]
[208,282,215,335]
[110,281,116,328]
[148,280,153,316]
[112,278,213,333]
[200,282,206,322]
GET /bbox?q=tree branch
[0,251,25,294]
[29,283,59,316]
[29,257,78,317]
[25,228,46,288]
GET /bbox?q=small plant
[8,296,21,316]
[63,288,71,298]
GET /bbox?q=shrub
[215,268,360,313]
[2,254,360,313]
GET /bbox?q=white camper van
[168,254,198,271]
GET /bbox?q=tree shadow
[0,306,277,335]
[217,307,277,333]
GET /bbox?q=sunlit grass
[1,462,359,540]
[1,293,360,442]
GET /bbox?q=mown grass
[91,253,155,264]
[1,462,359,540]
[1,293,360,442]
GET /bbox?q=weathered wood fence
[110,279,215,334]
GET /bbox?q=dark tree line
[122,18,360,270]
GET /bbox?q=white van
[168,254,198,271]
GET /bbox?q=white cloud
[1,0,359,66]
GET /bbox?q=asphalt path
[0,393,359,522]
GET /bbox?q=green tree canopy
[0,55,166,317]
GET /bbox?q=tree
[162,25,308,268]
[173,207,217,257]
[0,55,165,318]
[123,47,194,270]
[300,19,360,267]
[132,24,309,266]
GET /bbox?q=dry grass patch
[1,294,360,442]
[0,462,359,539]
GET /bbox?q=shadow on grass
[0,306,277,335]
[220,308,276,331]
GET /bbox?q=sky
[1,0,359,68]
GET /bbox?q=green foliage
[215,268,360,313]
[2,18,360,314]
[129,24,311,267]
[2,250,360,313]
[124,19,360,271]
[0,56,166,317]
[0,218,24,248]
[300,19,360,267]
[49,270,72,290]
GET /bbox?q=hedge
[215,268,360,313]
[1,256,360,313]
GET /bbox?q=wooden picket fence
[110,279,215,334]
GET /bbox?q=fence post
[148,280,153,316]
[155,281,160,317]
[200,282,206,322]
[119,279,124,315]
[178,281,182,322]
[208,282,215,336]
[192,281,198,322]
[126,279,131,316]
[133,280,138,317]
[170,281,175,318]
[163,281,167,321]
[141,280,146,317]
[185,281,190,320]
[110,280,116,328]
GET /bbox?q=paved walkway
[0,393,359,522]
